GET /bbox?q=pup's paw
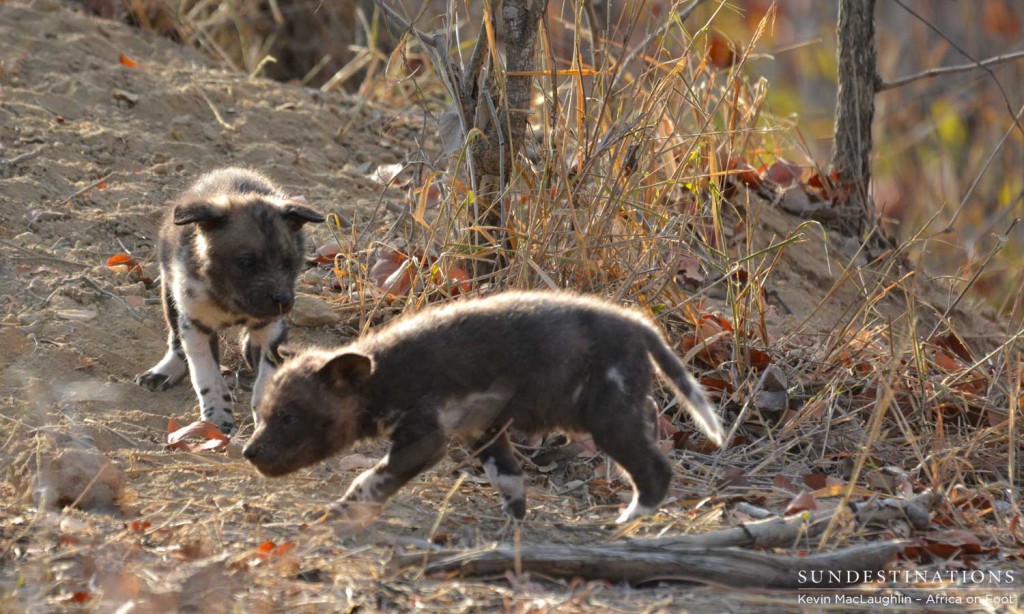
[315,501,382,527]
[135,370,181,391]
[615,501,657,525]
[503,497,527,520]
[200,405,236,436]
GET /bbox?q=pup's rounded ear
[280,197,326,230]
[319,352,373,388]
[173,199,228,226]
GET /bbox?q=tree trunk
[831,0,879,236]
[471,0,548,270]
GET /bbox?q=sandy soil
[0,1,1011,612]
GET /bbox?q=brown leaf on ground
[802,473,827,490]
[784,491,817,515]
[314,241,341,264]
[933,331,975,363]
[772,474,799,494]
[676,254,705,286]
[934,348,966,373]
[107,253,143,275]
[165,419,230,453]
[762,159,802,186]
[907,530,996,560]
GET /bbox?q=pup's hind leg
[243,318,287,425]
[468,429,526,519]
[584,388,671,524]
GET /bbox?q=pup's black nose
[273,292,293,307]
[242,444,257,460]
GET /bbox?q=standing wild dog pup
[135,168,325,435]
[243,291,725,524]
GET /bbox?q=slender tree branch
[878,48,1024,92]
[368,0,444,56]
[613,0,704,85]
[892,0,1023,137]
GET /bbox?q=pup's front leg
[243,318,287,425]
[331,425,447,522]
[136,280,188,391]
[179,317,235,435]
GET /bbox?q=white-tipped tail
[644,328,726,447]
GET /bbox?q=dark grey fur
[135,168,324,434]
[243,291,725,524]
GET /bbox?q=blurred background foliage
[83,0,1024,313]
[709,1,1023,311]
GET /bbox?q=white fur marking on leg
[615,491,656,524]
[482,458,525,502]
[146,348,187,382]
[247,319,286,418]
[179,321,233,432]
[343,457,389,503]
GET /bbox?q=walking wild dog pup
[243,291,725,524]
[135,168,324,435]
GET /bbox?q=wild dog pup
[243,291,725,524]
[135,168,325,435]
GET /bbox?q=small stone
[13,231,39,245]
[9,434,127,513]
[289,295,340,327]
[112,89,139,107]
[56,309,98,322]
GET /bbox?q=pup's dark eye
[280,414,297,426]
[236,255,257,269]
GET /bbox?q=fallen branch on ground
[403,540,906,588]
[395,491,939,587]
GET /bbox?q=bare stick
[58,173,113,207]
[368,0,446,60]
[0,146,47,166]
[612,0,704,87]
[878,48,1024,92]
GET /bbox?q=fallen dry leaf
[69,591,92,603]
[934,348,966,373]
[107,253,143,275]
[784,491,817,515]
[314,241,341,264]
[118,53,138,68]
[676,254,705,286]
[165,419,230,452]
[433,262,471,295]
[762,159,802,185]
[802,473,828,490]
